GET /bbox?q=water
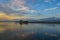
[0,22,60,40]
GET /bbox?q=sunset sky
[0,0,60,20]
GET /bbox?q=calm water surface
[0,22,60,40]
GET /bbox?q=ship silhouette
[19,20,28,24]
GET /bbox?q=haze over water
[0,22,60,40]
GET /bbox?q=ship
[19,20,28,24]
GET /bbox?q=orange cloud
[0,12,19,20]
[0,12,28,20]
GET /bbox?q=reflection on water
[0,22,60,40]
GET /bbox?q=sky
[0,0,60,20]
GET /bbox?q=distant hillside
[22,17,60,23]
[40,17,60,22]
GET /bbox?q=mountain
[22,17,60,22]
[40,17,60,22]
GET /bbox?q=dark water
[0,22,60,40]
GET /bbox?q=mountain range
[25,17,60,22]
[40,17,60,22]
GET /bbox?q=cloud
[0,12,19,20]
[7,0,29,11]
[44,0,50,2]
[44,7,57,11]
[0,0,29,13]
[55,13,60,18]
[0,0,42,20]
[0,0,37,14]
[0,4,40,19]
[57,3,60,6]
[0,0,10,4]
[0,12,30,20]
[44,0,56,3]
